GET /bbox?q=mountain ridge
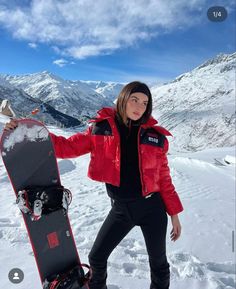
[0,51,235,151]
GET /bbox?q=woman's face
[126,92,149,121]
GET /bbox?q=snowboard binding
[16,185,72,221]
[43,263,92,289]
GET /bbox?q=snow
[225,155,236,165]
[2,123,48,152]
[0,118,235,289]
[0,113,10,125]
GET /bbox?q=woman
[5,81,183,289]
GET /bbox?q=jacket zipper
[137,127,147,195]
[109,119,121,187]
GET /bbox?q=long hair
[116,81,152,125]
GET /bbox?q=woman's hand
[170,214,181,242]
[4,119,18,131]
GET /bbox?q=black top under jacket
[105,115,143,201]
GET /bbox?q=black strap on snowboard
[16,185,72,221]
[43,263,92,289]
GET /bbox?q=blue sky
[0,0,235,84]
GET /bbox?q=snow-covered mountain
[151,52,236,152]
[0,77,81,127]
[2,71,115,119]
[0,52,235,151]
[81,80,124,103]
[0,78,41,117]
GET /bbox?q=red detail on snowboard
[47,232,59,248]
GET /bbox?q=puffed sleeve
[159,138,184,216]
[50,126,92,159]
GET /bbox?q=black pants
[88,193,170,289]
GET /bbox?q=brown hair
[116,81,152,125]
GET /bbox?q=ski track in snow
[170,157,234,199]
[0,122,235,289]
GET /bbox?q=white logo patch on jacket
[148,136,159,144]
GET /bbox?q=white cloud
[53,58,68,67]
[28,42,37,49]
[0,0,232,59]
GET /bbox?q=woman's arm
[159,138,184,216]
[50,126,92,159]
[4,118,93,159]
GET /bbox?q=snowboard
[0,119,90,289]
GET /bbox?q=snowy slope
[0,115,235,289]
[151,52,236,152]
[2,71,113,119]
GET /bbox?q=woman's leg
[140,194,170,289]
[88,201,134,289]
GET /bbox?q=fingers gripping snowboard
[0,119,90,289]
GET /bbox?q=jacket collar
[96,107,116,119]
[89,107,172,136]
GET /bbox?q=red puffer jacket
[50,107,183,216]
